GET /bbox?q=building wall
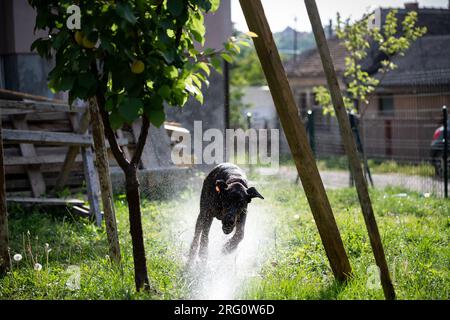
[0,0,54,96]
[163,2,232,166]
[362,90,450,161]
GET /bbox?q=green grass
[279,156,436,178]
[0,173,448,300]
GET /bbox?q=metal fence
[306,103,449,198]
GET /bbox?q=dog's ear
[215,180,228,193]
[247,187,264,201]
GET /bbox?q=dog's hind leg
[199,216,213,262]
[223,212,247,254]
[188,214,203,265]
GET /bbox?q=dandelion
[34,263,42,271]
[13,254,22,262]
[44,243,52,253]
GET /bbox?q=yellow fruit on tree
[131,60,145,74]
[74,31,83,45]
[82,36,96,49]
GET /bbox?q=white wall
[242,86,278,128]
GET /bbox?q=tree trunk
[88,97,121,264]
[94,90,151,292]
[125,166,150,291]
[0,121,11,275]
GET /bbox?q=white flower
[45,243,52,253]
[13,254,23,262]
[34,263,42,271]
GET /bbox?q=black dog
[188,163,264,264]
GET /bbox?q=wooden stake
[239,0,352,282]
[304,0,395,300]
[55,111,91,191]
[0,119,10,274]
[88,97,121,264]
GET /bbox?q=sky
[231,0,449,32]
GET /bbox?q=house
[286,2,450,162]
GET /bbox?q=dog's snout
[222,214,236,234]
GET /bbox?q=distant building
[286,3,450,161]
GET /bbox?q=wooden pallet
[0,89,103,224]
[1,88,185,222]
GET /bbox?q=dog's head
[215,180,264,235]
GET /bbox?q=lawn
[0,171,448,300]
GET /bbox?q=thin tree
[28,0,246,291]
[314,9,427,115]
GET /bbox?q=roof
[286,7,450,87]
[378,8,450,36]
[286,37,347,78]
[378,34,450,87]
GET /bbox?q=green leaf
[158,85,171,99]
[167,0,185,17]
[148,109,165,127]
[194,90,204,104]
[190,11,206,44]
[220,53,233,64]
[118,97,142,123]
[109,112,125,130]
[196,62,210,76]
[116,2,137,25]
[210,57,223,73]
[210,0,221,12]
[59,76,76,91]
[165,66,179,79]
[77,73,97,89]
[52,31,69,51]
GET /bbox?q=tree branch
[131,117,150,167]
[95,91,131,171]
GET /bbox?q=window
[379,95,394,116]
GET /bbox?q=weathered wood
[54,111,91,191]
[12,116,46,197]
[0,88,66,103]
[304,0,395,299]
[3,129,93,146]
[88,97,121,264]
[0,99,85,113]
[4,154,82,166]
[82,147,102,227]
[6,177,85,190]
[6,197,85,206]
[2,129,129,148]
[4,162,83,175]
[71,205,91,217]
[239,0,352,281]
[0,120,11,274]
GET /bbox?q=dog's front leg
[223,212,247,254]
[198,216,213,262]
[188,214,204,265]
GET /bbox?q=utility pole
[293,17,299,61]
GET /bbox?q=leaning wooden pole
[304,0,395,300]
[0,118,11,275]
[88,97,121,265]
[240,0,352,282]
